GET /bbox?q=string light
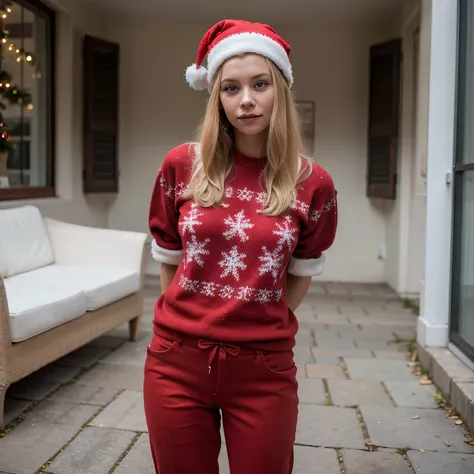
[0,2,36,65]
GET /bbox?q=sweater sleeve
[148,149,185,265]
[288,170,338,277]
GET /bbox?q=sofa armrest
[44,218,148,275]
[0,277,12,377]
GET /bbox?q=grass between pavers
[355,407,377,452]
[339,359,351,380]
[335,448,345,473]
[322,379,334,406]
[380,381,398,407]
[109,432,143,473]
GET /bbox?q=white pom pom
[185,64,209,90]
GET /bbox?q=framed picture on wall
[296,100,315,152]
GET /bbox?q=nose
[240,90,256,110]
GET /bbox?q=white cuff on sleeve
[288,253,325,277]
[151,239,183,265]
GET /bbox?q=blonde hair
[186,57,311,216]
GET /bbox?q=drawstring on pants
[198,340,240,392]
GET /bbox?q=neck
[234,130,267,158]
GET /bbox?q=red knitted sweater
[149,144,338,351]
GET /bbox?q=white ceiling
[81,0,402,25]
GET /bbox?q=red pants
[143,332,298,474]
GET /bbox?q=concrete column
[417,0,458,347]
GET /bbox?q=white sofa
[0,205,148,427]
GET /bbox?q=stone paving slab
[306,363,347,379]
[360,406,474,453]
[298,378,327,405]
[47,383,120,407]
[7,364,82,401]
[113,434,155,474]
[3,397,31,426]
[293,446,341,473]
[345,358,418,381]
[0,402,97,474]
[55,345,112,369]
[46,426,135,474]
[341,449,414,473]
[90,390,147,432]
[407,450,474,473]
[293,346,316,365]
[384,380,438,408]
[311,347,374,359]
[327,380,394,407]
[78,362,144,391]
[100,336,150,368]
[373,350,409,360]
[296,405,366,449]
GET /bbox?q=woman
[143,19,338,474]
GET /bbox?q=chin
[234,125,268,136]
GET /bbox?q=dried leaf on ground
[435,434,441,438]
[464,434,474,446]
[445,441,452,447]
[419,449,425,453]
[420,375,433,385]
[455,419,463,425]
[411,349,418,362]
[411,415,421,420]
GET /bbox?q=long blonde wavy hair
[186,56,311,216]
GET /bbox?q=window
[450,0,474,361]
[0,0,54,200]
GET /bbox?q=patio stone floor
[1,280,473,473]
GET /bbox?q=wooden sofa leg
[129,316,141,342]
[0,384,9,429]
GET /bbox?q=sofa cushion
[44,265,141,310]
[5,271,87,343]
[0,243,7,278]
[0,205,54,277]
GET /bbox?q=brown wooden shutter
[83,35,120,193]
[367,39,402,199]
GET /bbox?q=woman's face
[219,54,275,137]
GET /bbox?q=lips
[238,114,262,120]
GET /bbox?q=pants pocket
[147,334,178,357]
[259,350,296,375]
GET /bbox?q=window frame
[450,0,474,361]
[0,0,55,201]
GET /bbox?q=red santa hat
[185,19,293,91]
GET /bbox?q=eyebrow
[221,73,271,83]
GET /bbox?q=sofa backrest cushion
[0,205,55,277]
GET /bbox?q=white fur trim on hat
[185,64,209,90]
[207,32,293,85]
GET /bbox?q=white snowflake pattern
[323,197,336,212]
[236,286,254,301]
[220,285,235,299]
[237,188,254,201]
[310,210,322,222]
[218,245,247,281]
[256,192,268,206]
[258,246,285,280]
[177,276,283,303]
[184,235,210,268]
[255,288,275,303]
[160,175,188,199]
[223,210,254,242]
[201,281,218,297]
[225,187,234,198]
[273,215,298,250]
[179,203,203,235]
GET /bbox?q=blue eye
[255,81,267,89]
[224,85,238,92]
